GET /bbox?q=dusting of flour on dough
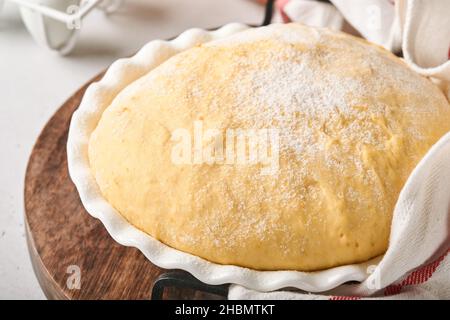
[89,23,450,270]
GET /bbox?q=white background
[0,0,262,299]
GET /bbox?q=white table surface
[0,0,262,300]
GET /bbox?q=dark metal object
[261,0,275,26]
[151,270,229,300]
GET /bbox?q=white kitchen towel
[277,0,450,81]
[277,0,344,30]
[230,0,450,299]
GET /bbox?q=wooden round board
[24,72,223,300]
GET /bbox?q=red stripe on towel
[384,249,449,296]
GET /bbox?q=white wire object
[1,0,123,54]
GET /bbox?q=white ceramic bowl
[67,23,382,293]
